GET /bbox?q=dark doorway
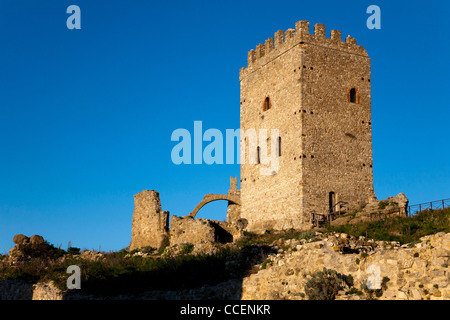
[329,192,336,213]
[349,88,357,103]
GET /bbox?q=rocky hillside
[1,231,448,300]
[1,209,449,300]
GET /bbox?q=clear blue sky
[0,0,449,254]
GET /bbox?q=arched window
[263,97,271,111]
[348,88,359,103]
[277,137,281,157]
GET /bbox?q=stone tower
[239,21,377,233]
[130,190,169,250]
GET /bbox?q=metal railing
[407,198,450,216]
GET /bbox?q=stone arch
[189,193,241,219]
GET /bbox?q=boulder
[13,234,29,245]
[30,235,45,245]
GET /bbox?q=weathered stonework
[170,216,216,245]
[240,20,377,233]
[239,232,450,300]
[170,216,243,247]
[130,181,244,250]
[332,193,409,226]
[227,176,241,224]
[129,190,169,251]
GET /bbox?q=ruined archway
[189,193,241,219]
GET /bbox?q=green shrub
[378,201,389,210]
[157,236,170,255]
[305,268,347,300]
[261,259,271,270]
[67,247,81,255]
[325,208,450,245]
[345,274,354,287]
[180,243,194,255]
[347,287,359,295]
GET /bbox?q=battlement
[240,21,367,79]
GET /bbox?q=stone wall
[170,216,243,246]
[130,190,169,251]
[239,20,376,233]
[0,280,63,300]
[227,177,241,223]
[240,232,449,300]
[170,216,216,245]
[331,193,409,226]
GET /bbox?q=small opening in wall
[329,192,336,213]
[368,122,371,125]
[303,110,306,113]
[362,77,364,80]
[303,65,306,68]
[362,121,365,124]
[257,146,261,164]
[294,157,296,160]
[349,88,358,103]
[278,137,282,157]
[363,164,366,167]
[370,165,373,168]
[310,111,314,114]
[345,133,356,139]
[311,155,314,158]
[310,67,313,70]
[368,79,371,82]
[263,97,271,111]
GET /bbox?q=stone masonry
[226,176,241,223]
[129,190,169,251]
[240,20,377,233]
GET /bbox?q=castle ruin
[130,20,407,250]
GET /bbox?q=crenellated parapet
[240,21,367,79]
